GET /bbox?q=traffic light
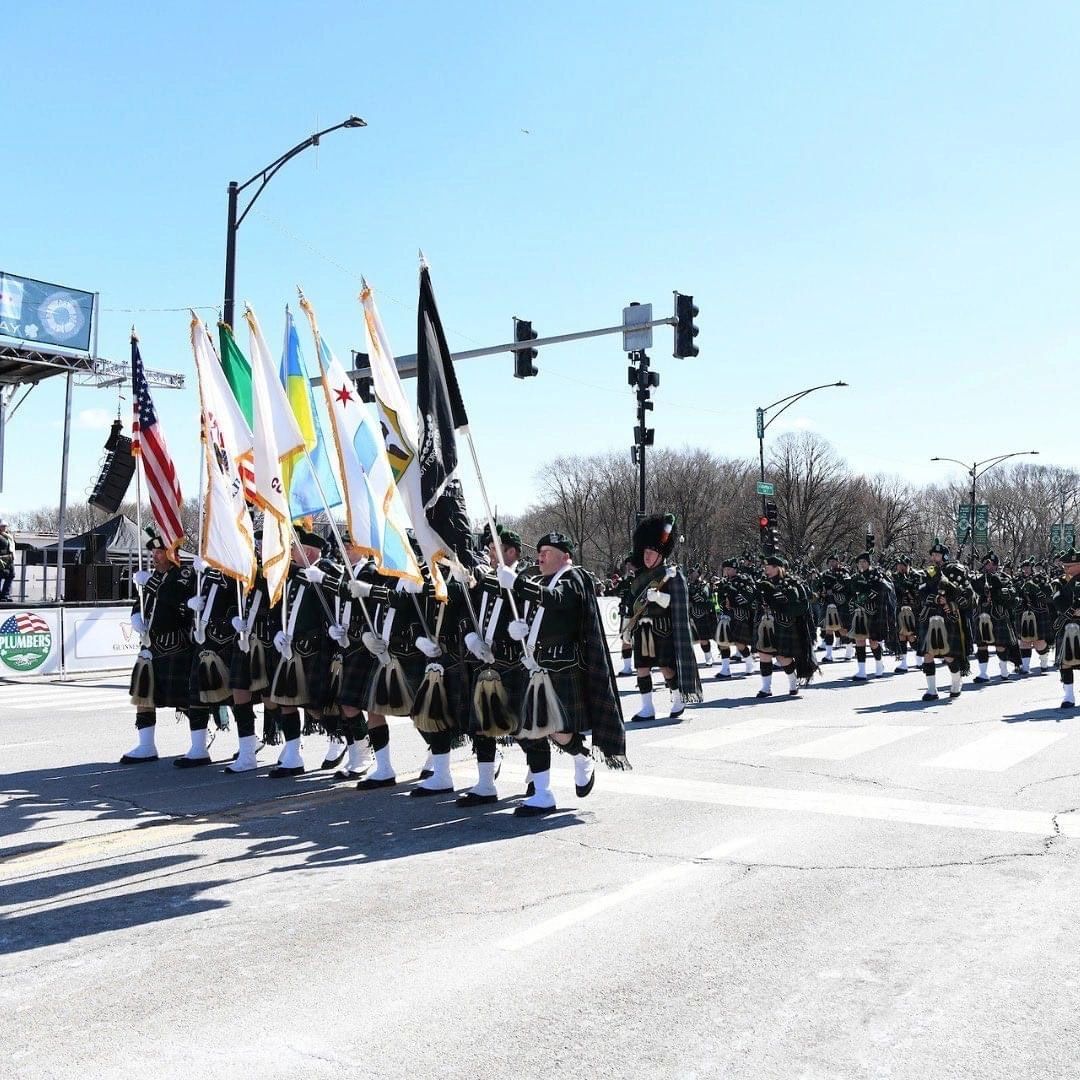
[764,500,779,556]
[673,292,699,358]
[759,512,771,555]
[513,317,538,378]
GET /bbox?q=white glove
[329,623,349,646]
[133,570,151,588]
[302,565,326,585]
[361,631,390,660]
[193,556,208,574]
[508,619,530,641]
[450,560,473,585]
[273,630,291,655]
[464,631,495,664]
[415,635,442,659]
[646,588,671,609]
[497,565,518,590]
[186,595,205,612]
[230,615,247,634]
[348,579,373,599]
[396,577,423,595]
[130,612,147,635]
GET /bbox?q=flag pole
[131,329,148,642]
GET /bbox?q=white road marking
[496,836,755,951]
[8,695,129,711]
[650,715,809,751]
[923,729,1070,772]
[773,725,928,761]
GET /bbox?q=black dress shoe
[949,690,961,698]
[715,672,732,680]
[409,784,454,798]
[173,756,212,769]
[756,690,771,699]
[456,791,499,807]
[120,753,159,765]
[356,775,397,790]
[320,746,347,770]
[575,770,596,798]
[513,802,558,818]
[629,712,656,722]
[1060,700,1076,709]
[821,657,834,664]
[973,675,989,684]
[334,768,369,780]
[922,692,939,701]
[788,688,799,696]
[668,706,685,720]
[267,764,304,778]
[850,675,868,683]
[894,667,908,675]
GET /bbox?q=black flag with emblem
[416,262,476,567]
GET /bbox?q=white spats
[760,673,772,693]
[636,692,655,719]
[369,741,395,781]
[978,661,989,679]
[346,740,372,774]
[855,661,867,678]
[787,669,798,693]
[183,727,209,760]
[875,659,885,677]
[620,658,634,676]
[277,737,303,770]
[124,725,158,760]
[951,671,963,695]
[719,657,731,677]
[227,734,259,772]
[469,759,499,797]
[743,656,754,676]
[998,657,1010,678]
[1021,655,1032,674]
[521,769,556,810]
[418,752,453,791]
[1064,683,1076,706]
[824,643,834,662]
[574,754,594,789]
[670,689,685,715]
[845,644,854,660]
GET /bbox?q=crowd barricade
[0,603,136,678]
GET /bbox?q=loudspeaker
[89,434,136,514]
[64,564,124,601]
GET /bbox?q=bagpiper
[753,556,818,697]
[847,552,894,681]
[890,554,923,674]
[1016,558,1054,676]
[1051,546,1080,709]
[916,542,975,701]
[972,551,1020,683]
[687,567,719,670]
[714,558,756,679]
[497,531,630,817]
[817,554,854,663]
[623,514,702,722]
[612,555,638,677]
[122,529,210,764]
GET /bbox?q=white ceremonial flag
[360,280,448,600]
[244,304,305,607]
[189,314,257,589]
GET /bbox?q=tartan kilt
[1015,607,1054,643]
[725,612,754,646]
[361,648,426,713]
[338,641,378,709]
[917,606,968,657]
[229,613,273,693]
[465,641,526,735]
[633,614,677,669]
[268,629,331,708]
[690,609,718,640]
[189,620,238,702]
[142,630,196,709]
[758,614,800,657]
[848,607,887,641]
[517,640,590,735]
[989,611,1017,647]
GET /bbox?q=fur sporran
[366,656,414,716]
[1019,610,1038,643]
[248,639,270,694]
[824,603,843,634]
[926,614,949,657]
[412,663,453,733]
[196,649,232,704]
[520,669,568,737]
[473,666,519,737]
[756,614,776,653]
[977,612,995,645]
[1062,622,1080,670]
[269,653,309,707]
[129,650,155,708]
[899,605,917,636]
[715,614,731,646]
[850,607,869,638]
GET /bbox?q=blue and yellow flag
[279,306,341,520]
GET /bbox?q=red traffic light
[758,516,769,529]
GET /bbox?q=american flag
[131,337,184,556]
[1,613,50,634]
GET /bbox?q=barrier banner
[63,607,140,672]
[0,608,62,675]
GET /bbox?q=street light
[930,450,1039,567]
[756,380,848,522]
[222,115,367,328]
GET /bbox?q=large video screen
[0,272,95,353]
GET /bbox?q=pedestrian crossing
[772,724,928,761]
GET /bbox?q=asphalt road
[1,654,1078,1080]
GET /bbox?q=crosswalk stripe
[7,695,130,711]
[772,725,928,761]
[923,729,1070,772]
[650,715,809,751]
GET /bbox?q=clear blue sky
[4,0,1077,523]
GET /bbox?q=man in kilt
[891,555,923,674]
[497,531,629,817]
[972,552,1020,683]
[753,556,818,698]
[122,530,211,764]
[264,529,335,778]
[916,542,975,701]
[714,558,756,679]
[1051,547,1080,709]
[624,514,702,722]
[847,552,892,682]
[817,555,854,663]
[1016,557,1054,676]
[688,567,719,670]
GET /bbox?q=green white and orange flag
[243,304,305,607]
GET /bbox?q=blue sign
[0,271,95,353]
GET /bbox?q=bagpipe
[619,563,672,644]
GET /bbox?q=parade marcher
[1051,547,1080,708]
[123,530,211,764]
[891,554,923,674]
[753,556,818,697]
[847,552,894,681]
[916,542,975,701]
[0,520,14,601]
[497,531,629,816]
[714,558,756,679]
[972,551,1020,683]
[817,554,854,663]
[264,528,336,778]
[1016,558,1054,675]
[612,555,638,677]
[623,514,702,722]
[688,566,719,670]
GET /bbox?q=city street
[2,656,1077,1080]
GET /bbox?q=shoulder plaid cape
[667,567,703,702]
